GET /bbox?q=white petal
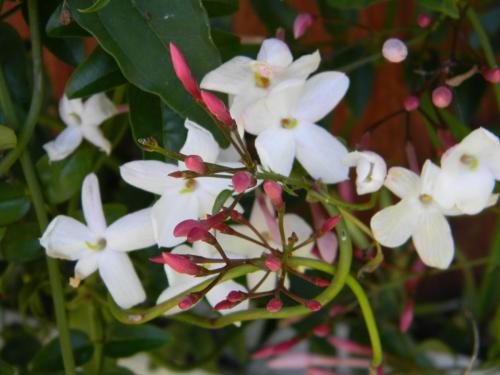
[284,214,313,258]
[179,119,220,164]
[230,89,265,127]
[343,151,387,195]
[40,216,95,260]
[293,123,349,183]
[81,93,117,127]
[317,232,338,263]
[257,38,293,67]
[80,125,111,155]
[152,191,199,247]
[206,279,249,316]
[75,254,99,280]
[98,251,146,309]
[59,95,83,128]
[412,212,454,269]
[156,278,204,316]
[43,126,83,162]
[284,50,321,80]
[419,160,441,196]
[200,56,254,95]
[120,160,178,195]
[81,173,107,236]
[218,144,242,163]
[216,225,267,258]
[384,167,420,199]
[293,71,349,123]
[370,198,422,248]
[105,208,156,252]
[247,270,277,293]
[255,127,296,177]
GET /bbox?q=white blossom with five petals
[342,151,387,194]
[43,94,117,162]
[40,173,155,309]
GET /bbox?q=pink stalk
[399,299,415,333]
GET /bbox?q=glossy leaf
[1,223,43,263]
[46,3,89,38]
[211,28,242,60]
[66,46,126,98]
[0,182,30,226]
[78,0,111,13]
[212,189,232,214]
[0,328,41,366]
[0,125,17,151]
[202,0,239,17]
[417,0,459,19]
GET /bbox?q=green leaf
[46,3,89,37]
[104,324,171,358]
[0,328,41,366]
[0,181,30,226]
[0,125,17,151]
[29,331,93,372]
[1,223,43,263]
[439,109,469,140]
[0,359,14,375]
[68,0,226,145]
[326,0,386,8]
[212,189,232,214]
[417,0,459,19]
[211,28,242,60]
[78,0,111,13]
[202,0,239,17]
[66,46,126,98]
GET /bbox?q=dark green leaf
[326,0,386,8]
[212,189,232,214]
[345,63,374,118]
[0,359,14,375]
[0,328,41,366]
[0,125,17,151]
[46,3,89,37]
[438,109,469,140]
[0,181,30,226]
[211,29,242,60]
[1,223,43,263]
[161,105,188,159]
[68,0,226,145]
[417,0,459,19]
[29,331,93,372]
[78,0,111,13]
[66,46,126,98]
[104,324,171,358]
[202,0,239,17]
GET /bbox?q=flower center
[85,238,106,251]
[180,178,197,193]
[281,118,298,129]
[460,154,478,170]
[69,111,82,125]
[419,194,433,204]
[251,62,272,88]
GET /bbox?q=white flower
[433,127,500,215]
[156,242,249,320]
[370,161,459,269]
[43,94,117,162]
[241,74,350,183]
[40,173,155,309]
[200,38,320,122]
[120,120,241,248]
[342,151,387,194]
[217,197,313,292]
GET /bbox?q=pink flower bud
[232,171,255,193]
[187,227,215,244]
[320,215,341,233]
[201,91,234,127]
[305,300,322,311]
[169,43,201,100]
[399,299,414,333]
[178,294,200,310]
[213,299,236,311]
[251,346,275,360]
[252,338,300,359]
[417,13,431,28]
[403,95,420,112]
[382,38,408,63]
[263,180,283,209]
[483,67,500,83]
[184,155,207,174]
[293,12,314,39]
[432,86,452,108]
[328,337,373,356]
[227,290,247,303]
[150,252,205,276]
[173,219,200,237]
[313,324,330,337]
[229,210,244,222]
[311,277,330,287]
[266,298,283,313]
[264,255,282,272]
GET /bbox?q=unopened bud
[399,299,414,333]
[201,91,234,127]
[264,255,282,272]
[229,210,244,222]
[137,137,159,151]
[168,171,187,178]
[403,95,420,112]
[263,180,283,209]
[232,171,256,193]
[313,324,330,337]
[311,277,330,287]
[187,227,215,244]
[227,290,247,303]
[432,86,453,108]
[305,300,322,311]
[150,252,205,276]
[266,298,283,313]
[174,219,200,237]
[212,223,234,234]
[184,155,207,174]
[178,294,200,310]
[169,42,201,100]
[382,38,408,63]
[483,67,500,84]
[213,299,236,311]
[293,12,314,39]
[321,215,341,233]
[252,338,300,359]
[417,13,431,28]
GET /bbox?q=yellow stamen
[460,154,478,170]
[180,178,197,193]
[69,276,81,288]
[85,238,106,251]
[419,194,433,204]
[281,118,298,129]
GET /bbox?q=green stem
[467,7,500,109]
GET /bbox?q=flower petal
[40,215,95,260]
[370,198,422,248]
[343,151,387,195]
[255,127,296,177]
[284,213,313,258]
[200,56,254,95]
[98,251,146,309]
[257,38,293,67]
[180,119,220,164]
[80,125,111,155]
[412,212,454,269]
[217,225,267,258]
[81,93,117,127]
[75,254,99,280]
[247,270,277,292]
[82,173,107,236]
[284,50,321,80]
[120,160,178,195]
[317,232,338,263]
[106,208,156,252]
[384,167,420,199]
[293,123,349,183]
[43,126,83,162]
[293,71,349,123]
[59,95,83,128]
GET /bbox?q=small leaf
[78,0,112,13]
[212,189,233,214]
[0,125,17,151]
[104,324,171,358]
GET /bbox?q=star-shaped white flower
[200,38,320,122]
[342,151,387,194]
[43,94,117,162]
[217,197,313,292]
[40,173,155,309]
[241,74,350,183]
[120,120,241,248]
[432,127,500,215]
[156,242,249,319]
[370,161,459,269]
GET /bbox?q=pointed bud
[184,155,207,174]
[174,219,200,237]
[150,252,205,276]
[212,223,234,234]
[399,299,414,333]
[305,300,322,311]
[229,210,244,222]
[178,294,200,310]
[263,181,283,209]
[320,216,341,233]
[483,67,500,83]
[232,171,256,193]
[313,324,330,337]
[252,338,300,359]
[382,38,408,63]
[169,42,201,100]
[417,13,431,28]
[213,299,236,311]
[266,298,283,313]
[201,91,234,127]
[311,277,330,287]
[432,86,452,108]
[293,12,314,39]
[328,337,373,356]
[137,137,159,152]
[168,171,186,178]
[187,227,215,244]
[227,290,247,303]
[264,255,282,272]
[403,95,420,112]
